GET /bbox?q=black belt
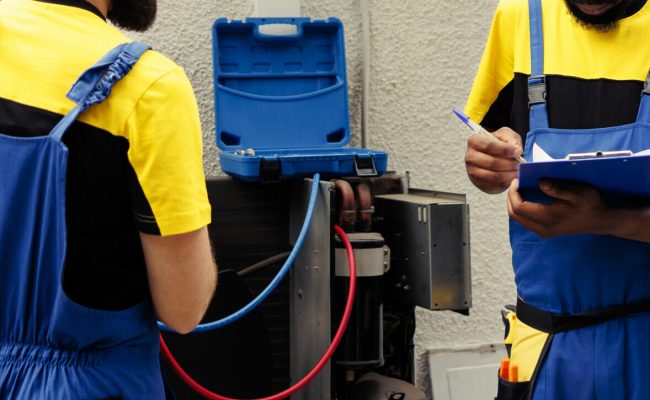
[516,297,650,334]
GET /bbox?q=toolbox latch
[260,158,282,183]
[354,156,378,177]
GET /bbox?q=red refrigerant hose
[159,224,357,400]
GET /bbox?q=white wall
[132,0,515,396]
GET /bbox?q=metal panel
[375,191,471,312]
[289,178,334,400]
[428,343,506,400]
[429,203,471,311]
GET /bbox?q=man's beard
[564,0,629,32]
[108,0,157,32]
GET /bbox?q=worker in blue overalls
[464,0,650,398]
[0,0,217,398]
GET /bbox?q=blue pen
[453,108,526,163]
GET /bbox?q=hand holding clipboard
[518,146,650,206]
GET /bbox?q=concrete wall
[133,0,515,396]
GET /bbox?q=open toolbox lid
[212,17,388,182]
[213,17,351,151]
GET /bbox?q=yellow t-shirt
[465,0,650,135]
[0,0,211,309]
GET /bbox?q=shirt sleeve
[125,66,211,236]
[464,0,517,126]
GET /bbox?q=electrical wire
[158,173,321,333]
[237,252,291,277]
[159,224,357,400]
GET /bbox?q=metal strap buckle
[528,74,546,107]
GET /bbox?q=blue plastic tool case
[212,17,388,182]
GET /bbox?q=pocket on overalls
[495,308,549,400]
[495,376,530,400]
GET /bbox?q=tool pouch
[495,375,531,400]
[494,306,550,400]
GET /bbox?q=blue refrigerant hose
[158,173,321,333]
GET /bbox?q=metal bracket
[354,156,378,177]
[260,158,282,183]
[252,0,300,17]
[528,74,546,107]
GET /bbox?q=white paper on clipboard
[531,143,650,162]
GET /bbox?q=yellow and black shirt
[0,0,211,310]
[465,0,650,141]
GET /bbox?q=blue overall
[0,42,166,399]
[509,1,650,399]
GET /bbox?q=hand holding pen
[455,108,525,194]
[454,109,526,163]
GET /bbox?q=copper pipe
[333,179,356,232]
[355,183,373,232]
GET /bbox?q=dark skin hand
[464,124,650,243]
[465,127,523,194]
[507,179,609,237]
[507,178,650,243]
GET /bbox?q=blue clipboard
[518,153,650,205]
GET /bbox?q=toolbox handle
[250,18,306,40]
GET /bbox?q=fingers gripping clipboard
[518,149,650,206]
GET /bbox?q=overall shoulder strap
[636,70,650,123]
[48,42,151,141]
[528,0,549,129]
